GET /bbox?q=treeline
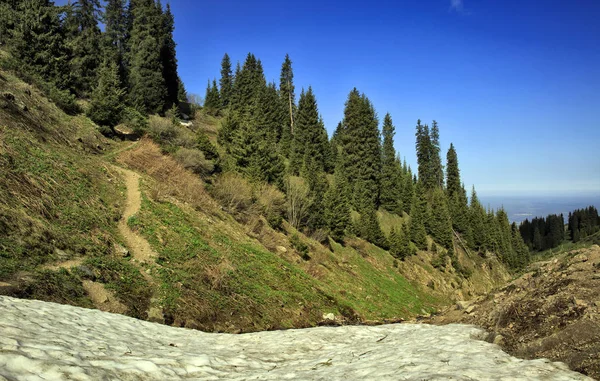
[0,0,184,128]
[568,206,600,242]
[519,214,565,251]
[206,52,530,270]
[519,205,600,251]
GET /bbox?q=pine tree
[380,113,403,213]
[67,0,103,96]
[10,0,72,90]
[401,166,414,214]
[469,186,487,251]
[446,143,461,198]
[415,120,432,189]
[127,0,166,113]
[428,188,453,249]
[159,3,179,111]
[279,54,296,154]
[409,183,428,250]
[303,157,328,231]
[104,0,128,85]
[219,53,233,107]
[430,120,444,189]
[290,87,329,174]
[341,88,382,211]
[87,60,125,128]
[324,161,351,242]
[358,207,388,249]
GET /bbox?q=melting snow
[0,296,591,380]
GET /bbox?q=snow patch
[0,296,591,380]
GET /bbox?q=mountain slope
[1,55,509,332]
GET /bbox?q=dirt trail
[112,165,158,264]
[41,258,84,271]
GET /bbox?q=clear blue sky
[76,1,600,196]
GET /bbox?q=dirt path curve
[111,165,158,265]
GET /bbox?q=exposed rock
[113,243,130,258]
[493,334,505,346]
[323,312,335,321]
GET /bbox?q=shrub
[286,176,310,229]
[211,172,253,214]
[173,148,214,177]
[121,107,148,135]
[148,115,177,143]
[255,184,285,229]
[290,233,310,260]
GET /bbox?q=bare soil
[429,245,600,379]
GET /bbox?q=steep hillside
[429,242,600,379]
[0,58,509,332]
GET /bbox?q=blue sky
[73,0,600,196]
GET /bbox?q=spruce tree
[324,161,351,242]
[341,88,382,211]
[358,207,388,249]
[428,188,453,249]
[10,0,72,90]
[219,53,233,107]
[446,143,461,198]
[401,166,414,214]
[290,87,329,174]
[380,113,403,213]
[279,54,296,154]
[87,60,125,128]
[409,183,428,250]
[430,120,444,189]
[303,157,328,231]
[159,3,180,111]
[469,186,487,251]
[104,0,128,85]
[415,120,432,189]
[67,0,103,96]
[127,0,166,113]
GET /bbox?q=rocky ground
[429,245,600,379]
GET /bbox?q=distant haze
[479,194,600,224]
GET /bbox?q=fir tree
[380,113,403,213]
[10,0,72,90]
[401,166,414,214]
[469,186,487,251]
[409,183,428,250]
[341,88,382,210]
[87,60,125,128]
[67,0,103,96]
[279,54,296,154]
[428,188,453,249]
[324,161,351,242]
[290,87,329,174]
[446,143,461,198]
[104,0,128,84]
[219,53,233,107]
[430,120,444,189]
[127,0,166,113]
[302,157,328,231]
[159,3,180,111]
[358,207,388,249]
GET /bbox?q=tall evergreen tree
[409,183,428,250]
[428,188,453,249]
[159,3,180,110]
[341,88,382,210]
[219,53,233,107]
[104,0,128,84]
[289,87,329,174]
[446,143,461,198]
[469,186,487,251]
[358,207,388,249]
[279,54,296,154]
[87,59,125,128]
[127,0,166,113]
[67,0,103,96]
[430,120,444,189]
[10,0,72,90]
[401,166,414,214]
[380,113,403,213]
[303,157,329,231]
[324,161,351,242]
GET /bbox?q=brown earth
[428,244,600,379]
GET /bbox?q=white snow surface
[0,296,592,381]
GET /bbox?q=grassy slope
[0,54,509,332]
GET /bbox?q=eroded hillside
[429,243,600,379]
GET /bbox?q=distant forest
[519,206,599,251]
[1,0,533,269]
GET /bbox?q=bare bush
[173,148,214,178]
[117,138,217,211]
[256,183,285,227]
[211,173,253,214]
[147,115,177,144]
[286,176,310,229]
